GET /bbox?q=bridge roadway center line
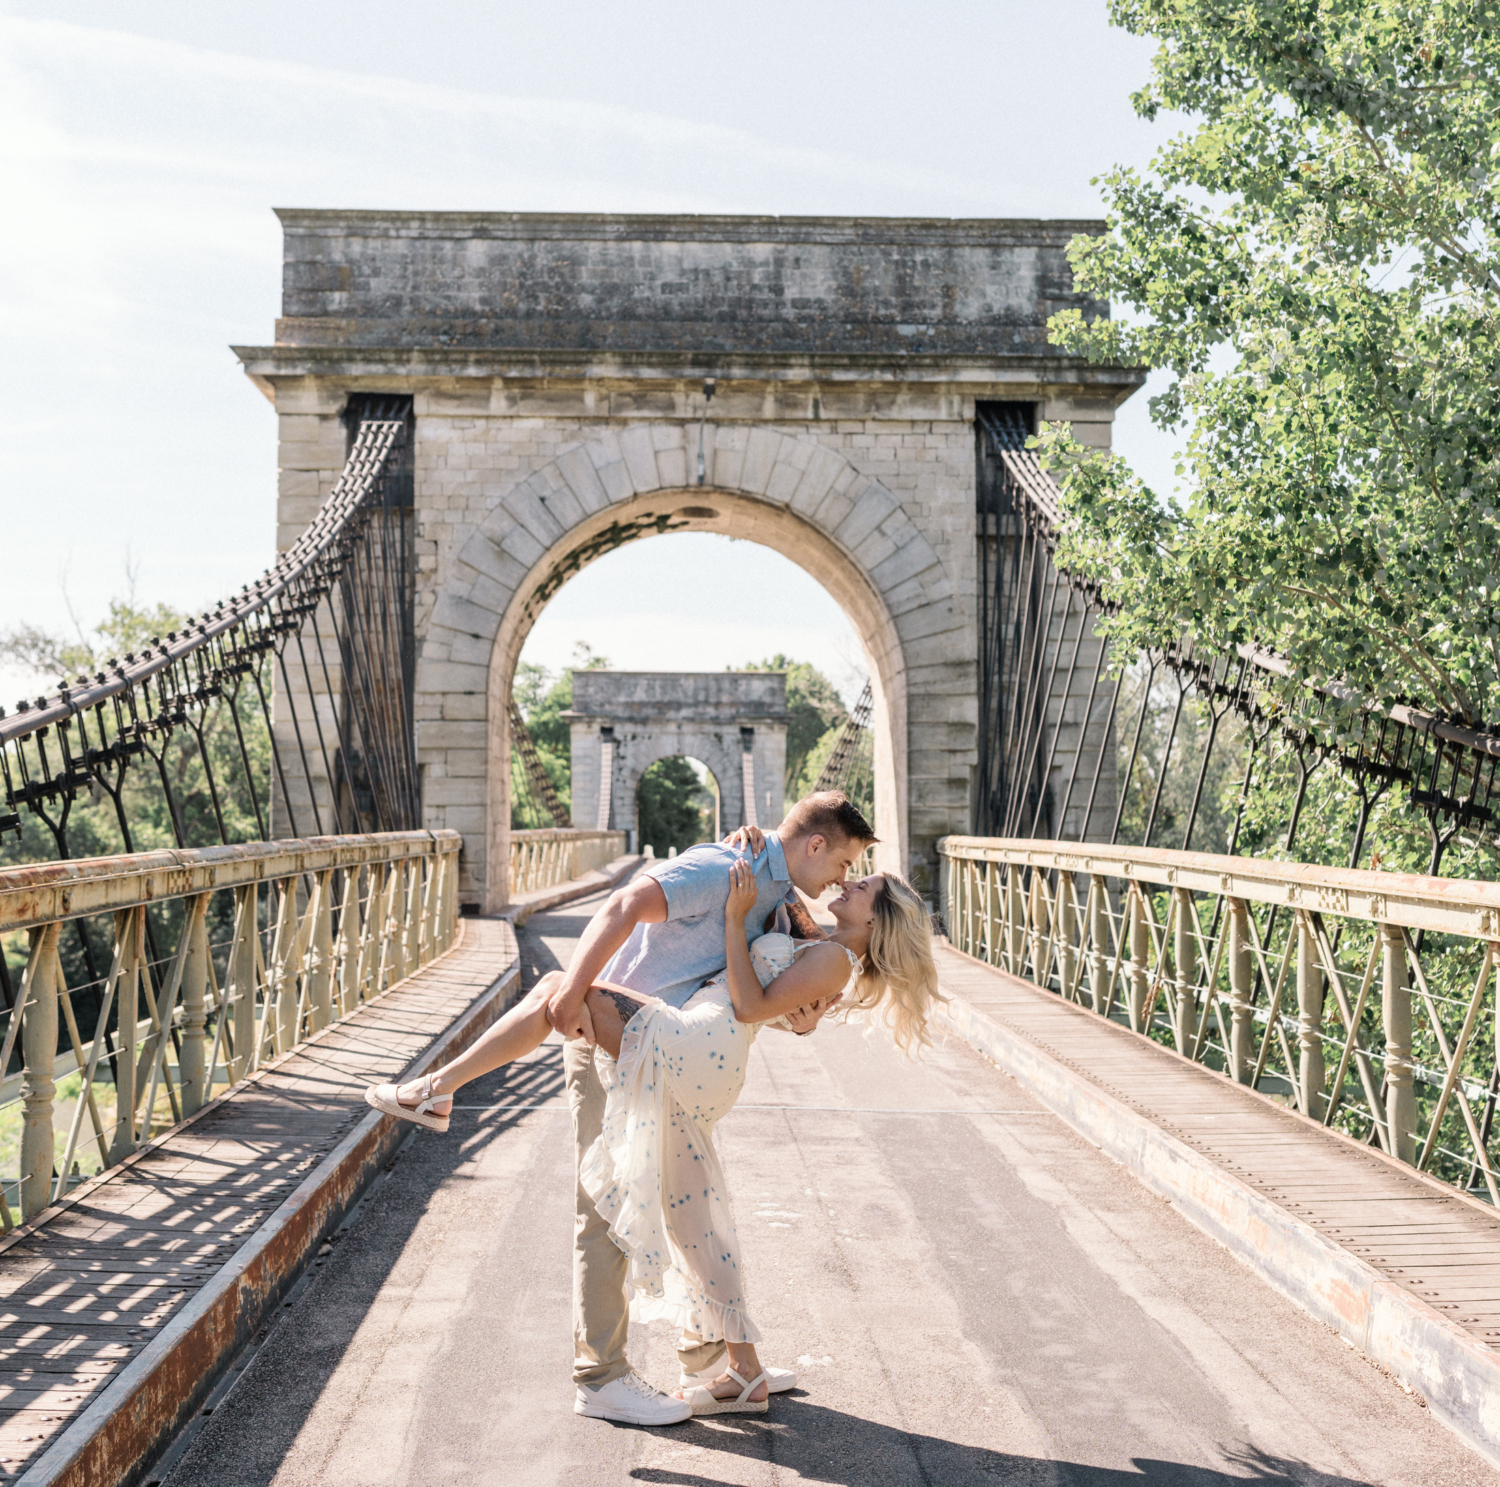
[159,894,1493,1487]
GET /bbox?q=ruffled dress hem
[627,1287,762,1345]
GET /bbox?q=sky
[0,0,1181,706]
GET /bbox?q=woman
[366,865,941,1414]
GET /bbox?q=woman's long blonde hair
[840,873,944,1054]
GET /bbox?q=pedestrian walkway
[935,944,1500,1358]
[160,889,1495,1487]
[0,917,518,1486]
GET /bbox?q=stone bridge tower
[236,211,1143,910]
[565,670,788,850]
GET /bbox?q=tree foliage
[0,599,271,869]
[509,646,611,828]
[737,655,849,791]
[1042,0,1500,742]
[637,756,716,855]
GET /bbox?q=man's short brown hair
[781,791,877,847]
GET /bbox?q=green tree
[508,646,611,828]
[1,597,273,1043]
[737,656,848,791]
[1034,3,1500,1169]
[637,757,715,855]
[794,719,874,823]
[1042,1,1500,746]
[0,598,271,866]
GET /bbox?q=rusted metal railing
[0,829,460,1224]
[940,836,1500,1203]
[508,829,626,897]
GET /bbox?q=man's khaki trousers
[565,1037,727,1386]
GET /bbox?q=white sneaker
[575,1371,693,1425]
[680,1362,797,1394]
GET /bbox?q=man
[548,790,876,1425]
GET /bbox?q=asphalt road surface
[166,890,1500,1487]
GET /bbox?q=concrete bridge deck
[151,890,1496,1487]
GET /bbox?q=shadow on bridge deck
[154,891,1491,1487]
[0,919,519,1486]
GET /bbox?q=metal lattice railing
[0,830,459,1226]
[508,829,627,897]
[940,835,1500,1204]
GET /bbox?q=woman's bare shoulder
[792,939,856,973]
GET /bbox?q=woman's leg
[392,970,561,1114]
[676,1342,768,1404]
[583,982,654,1060]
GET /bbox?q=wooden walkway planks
[935,943,1500,1344]
[0,917,517,1482]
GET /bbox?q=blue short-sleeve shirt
[600,834,796,1008]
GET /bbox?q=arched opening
[636,756,721,857]
[488,493,899,910]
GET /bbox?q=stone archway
[430,424,954,910]
[240,210,1143,912]
[563,669,789,849]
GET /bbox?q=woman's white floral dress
[580,933,860,1344]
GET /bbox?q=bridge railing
[940,836,1500,1205]
[0,829,460,1225]
[509,829,627,897]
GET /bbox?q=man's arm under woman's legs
[392,972,656,1113]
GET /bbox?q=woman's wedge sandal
[679,1367,768,1416]
[364,1074,450,1133]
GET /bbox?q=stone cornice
[231,343,1147,395]
[272,208,1104,248]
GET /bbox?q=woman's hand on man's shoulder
[721,824,766,855]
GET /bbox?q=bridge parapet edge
[939,835,1500,939]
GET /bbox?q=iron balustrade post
[380,863,404,991]
[985,860,1003,967]
[108,909,141,1165]
[1027,872,1043,980]
[1128,887,1149,1033]
[19,923,60,1222]
[1297,912,1327,1120]
[359,865,386,1000]
[404,860,423,971]
[1089,877,1108,1014]
[1058,873,1077,1001]
[178,894,211,1116]
[308,870,335,1033]
[1173,887,1196,1054]
[420,853,439,965]
[337,870,361,1014]
[971,859,983,959]
[1006,866,1024,973]
[1229,898,1255,1084]
[228,886,257,1084]
[271,884,299,1058]
[1383,924,1417,1163]
[441,849,458,950]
